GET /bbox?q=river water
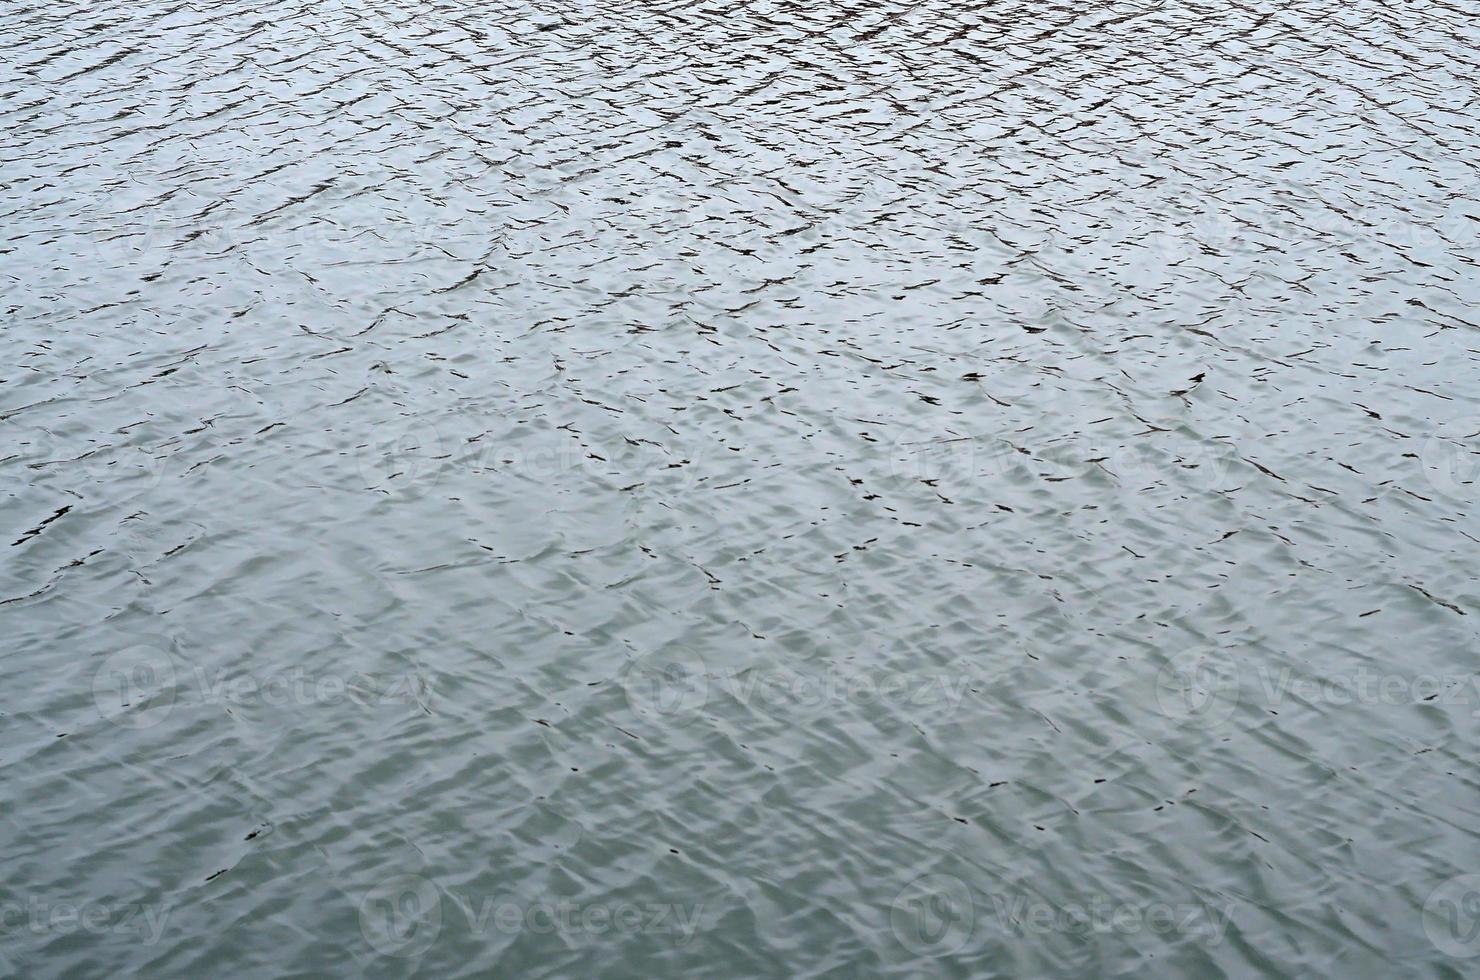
[3,0,1479,975]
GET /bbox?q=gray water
[3,0,1479,975]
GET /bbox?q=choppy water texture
[4,0,1480,975]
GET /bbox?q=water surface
[3,0,1479,975]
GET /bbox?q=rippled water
[4,0,1479,974]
